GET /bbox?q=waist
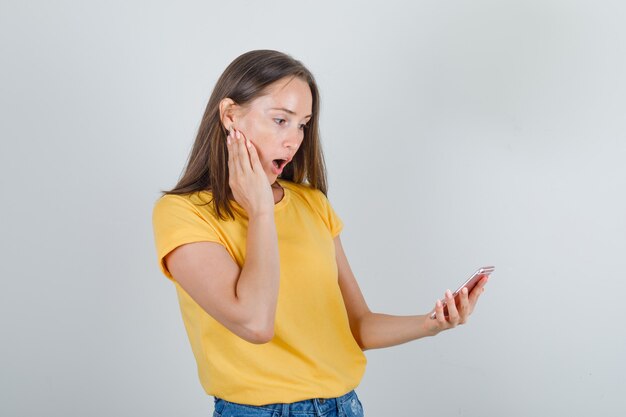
[214,389,359,415]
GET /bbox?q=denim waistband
[214,389,358,415]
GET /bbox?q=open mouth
[272,159,288,170]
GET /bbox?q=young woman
[152,50,488,417]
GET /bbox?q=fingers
[434,299,446,324]
[245,135,263,171]
[468,287,484,313]
[464,276,488,318]
[458,287,470,324]
[468,276,488,305]
[227,128,256,176]
[226,129,239,179]
[444,289,460,327]
[234,129,252,173]
[429,278,488,334]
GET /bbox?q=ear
[219,98,238,132]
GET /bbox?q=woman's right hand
[226,128,274,217]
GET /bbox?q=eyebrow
[270,107,312,118]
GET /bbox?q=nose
[282,127,302,150]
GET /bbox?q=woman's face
[227,76,313,184]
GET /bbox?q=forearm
[355,312,435,351]
[236,213,280,331]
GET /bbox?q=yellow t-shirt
[151,179,367,405]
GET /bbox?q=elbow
[355,335,368,351]
[230,300,277,344]
[350,310,373,351]
[246,327,274,344]
[357,339,369,351]
[241,319,275,344]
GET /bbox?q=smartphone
[429,266,494,319]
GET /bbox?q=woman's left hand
[422,276,488,336]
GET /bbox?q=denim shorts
[213,390,364,417]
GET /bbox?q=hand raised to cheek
[226,128,274,217]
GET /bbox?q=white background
[1,1,625,416]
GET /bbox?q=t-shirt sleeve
[152,194,223,281]
[315,189,344,238]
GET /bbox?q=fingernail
[227,135,231,145]
[246,138,251,148]
[446,290,452,298]
[236,130,241,139]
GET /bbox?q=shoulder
[152,191,215,223]
[154,191,213,208]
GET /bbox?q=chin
[265,171,277,182]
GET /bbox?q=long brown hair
[162,50,328,220]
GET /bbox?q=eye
[274,118,286,126]
[299,123,309,130]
